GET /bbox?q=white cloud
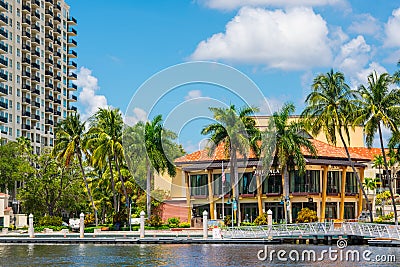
[124,107,148,126]
[75,67,108,121]
[200,0,347,10]
[184,90,202,100]
[384,8,400,47]
[348,14,381,36]
[191,7,332,70]
[354,62,387,87]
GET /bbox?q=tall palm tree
[302,69,373,222]
[363,177,379,217]
[88,108,128,212]
[354,71,400,224]
[53,113,97,225]
[264,103,316,223]
[144,115,177,217]
[201,105,260,224]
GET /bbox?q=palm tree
[264,103,316,223]
[201,105,260,224]
[88,108,128,212]
[302,69,373,222]
[363,177,379,217]
[144,115,177,217]
[372,155,384,192]
[354,71,400,224]
[53,113,97,225]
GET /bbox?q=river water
[0,244,399,266]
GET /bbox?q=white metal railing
[222,222,400,240]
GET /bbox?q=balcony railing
[45,9,53,16]
[45,95,53,101]
[69,73,77,79]
[68,61,77,68]
[0,86,7,95]
[22,124,31,130]
[68,50,77,57]
[0,0,8,10]
[31,114,40,121]
[54,16,61,23]
[71,95,77,101]
[0,43,7,53]
[22,31,31,38]
[68,83,77,90]
[22,5,30,12]
[0,115,7,123]
[31,88,40,95]
[22,44,31,51]
[0,28,8,38]
[45,22,54,28]
[0,14,7,24]
[22,58,31,64]
[0,57,7,67]
[23,98,31,104]
[22,18,31,25]
[22,71,31,77]
[68,17,77,24]
[0,72,7,80]
[32,24,40,32]
[0,101,8,109]
[68,39,77,46]
[45,83,54,89]
[23,111,31,117]
[32,62,40,70]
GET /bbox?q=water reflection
[0,244,398,266]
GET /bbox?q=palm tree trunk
[283,166,290,223]
[232,150,240,225]
[378,123,398,225]
[77,153,98,226]
[113,153,129,212]
[108,158,117,211]
[338,131,373,222]
[146,157,152,218]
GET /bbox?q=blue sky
[67,0,400,152]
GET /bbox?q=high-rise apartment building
[0,0,77,154]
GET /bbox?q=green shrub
[240,222,255,226]
[224,215,232,226]
[296,208,318,223]
[167,217,180,228]
[34,225,68,232]
[254,213,268,225]
[84,214,95,226]
[146,214,163,227]
[38,216,62,226]
[84,226,101,233]
[178,222,190,228]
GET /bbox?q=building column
[207,169,215,220]
[358,167,365,217]
[184,171,191,223]
[339,168,347,220]
[320,166,329,222]
[256,174,263,216]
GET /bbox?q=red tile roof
[347,147,389,161]
[175,139,370,163]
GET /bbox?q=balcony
[22,44,31,52]
[32,37,41,45]
[55,87,61,93]
[68,61,77,69]
[45,119,54,125]
[0,86,6,95]
[45,9,53,17]
[31,50,41,58]
[53,110,61,116]
[68,16,77,25]
[31,88,40,95]
[45,70,53,77]
[32,62,40,70]
[55,4,61,11]
[0,115,7,123]
[45,58,53,65]
[33,12,41,20]
[0,14,7,26]
[45,0,53,6]
[22,18,31,26]
[54,16,61,23]
[0,0,8,12]
[22,5,30,13]
[68,106,77,112]
[45,107,53,113]
[54,98,61,104]
[55,28,62,35]
[0,28,8,39]
[22,58,31,65]
[45,34,53,41]
[68,28,77,36]
[0,43,6,53]
[54,75,61,81]
[45,94,53,101]
[0,57,7,68]
[31,114,40,121]
[23,98,31,104]
[68,50,77,58]
[22,124,31,130]
[22,110,31,117]
[0,72,6,81]
[31,24,41,33]
[54,39,61,47]
[22,71,31,78]
[45,22,53,29]
[54,51,62,58]
[70,94,77,102]
[32,101,40,108]
[0,101,7,109]
[32,0,41,8]
[68,73,77,80]
[55,63,62,69]
[68,83,77,90]
[22,31,31,39]
[32,76,41,83]
[68,39,77,47]
[22,84,31,91]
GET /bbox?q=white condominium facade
[0,0,77,154]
